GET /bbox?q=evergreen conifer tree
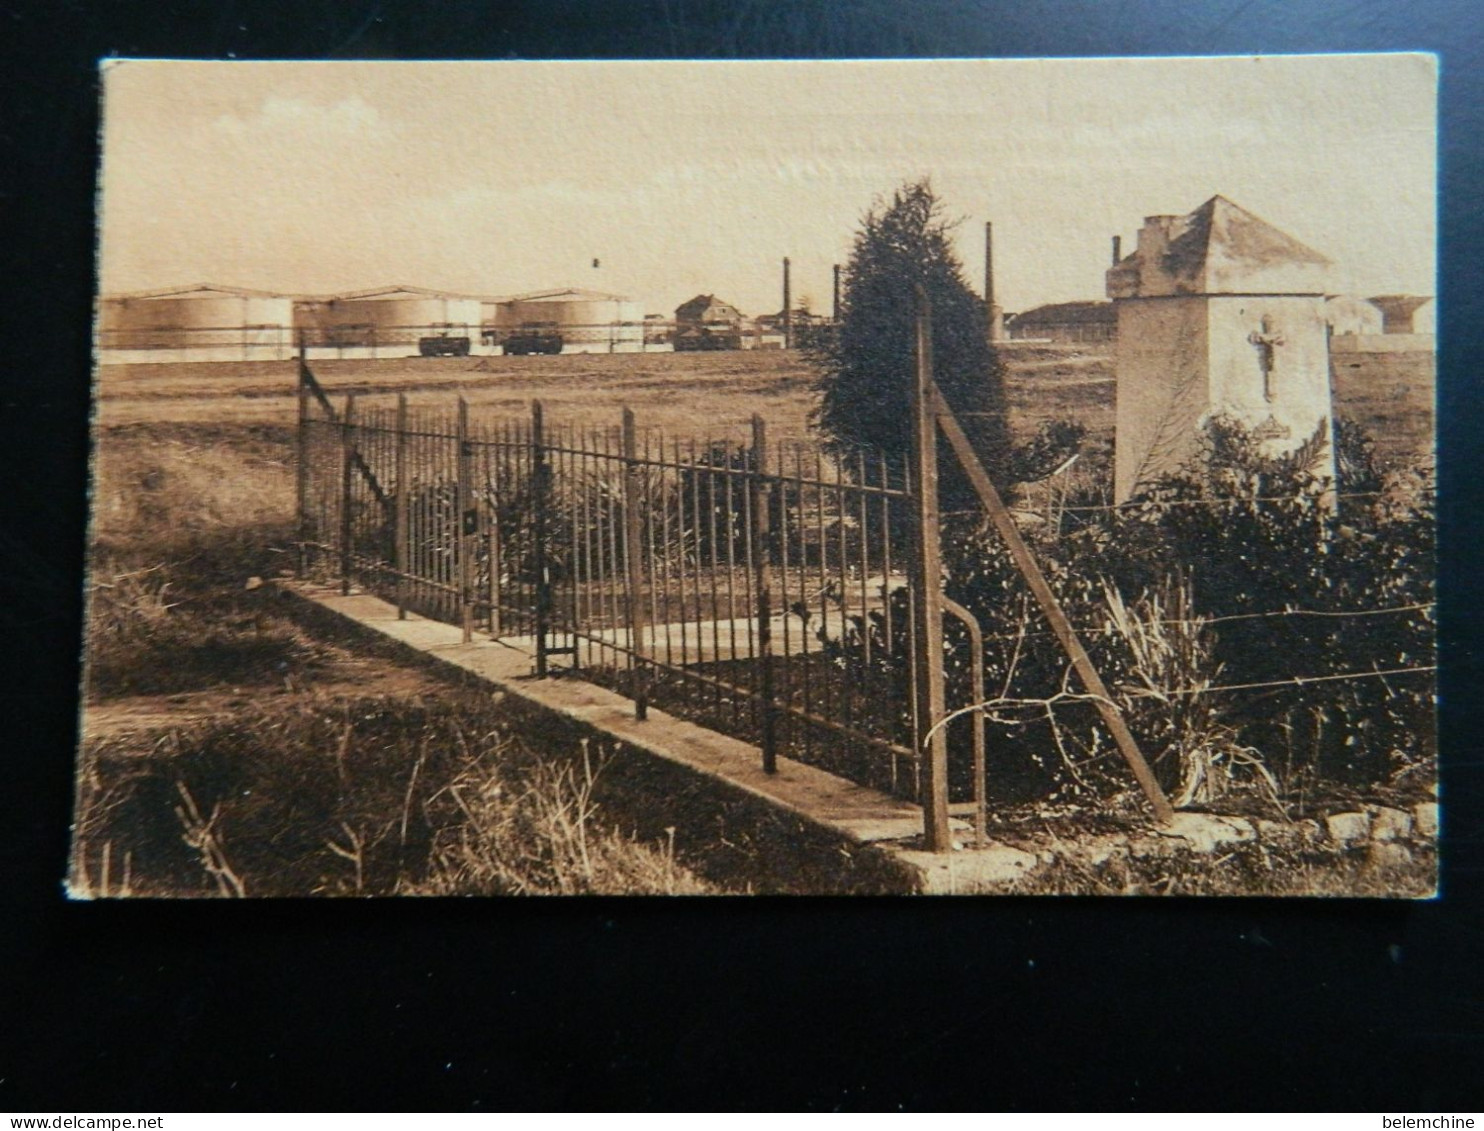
[812,179,1012,488]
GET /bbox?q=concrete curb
[278,582,986,893]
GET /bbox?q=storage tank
[98,284,294,359]
[1324,295,1383,337]
[308,286,484,353]
[495,288,644,352]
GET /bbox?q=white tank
[494,289,643,351]
[310,288,484,350]
[99,285,293,351]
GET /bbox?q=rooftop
[1010,300,1115,326]
[1108,195,1332,298]
[102,282,291,301]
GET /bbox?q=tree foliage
[812,179,1012,487]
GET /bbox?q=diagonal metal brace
[927,382,1175,824]
[300,352,391,510]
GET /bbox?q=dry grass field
[95,350,823,440]
[95,340,1430,457]
[76,343,1435,896]
[1330,348,1438,469]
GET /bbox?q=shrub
[827,415,1434,812]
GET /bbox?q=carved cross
[1248,316,1285,402]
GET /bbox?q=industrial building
[754,306,830,349]
[97,283,296,363]
[1006,301,1117,343]
[485,288,644,353]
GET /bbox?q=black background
[2,0,1482,1112]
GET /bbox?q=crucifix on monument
[1106,196,1336,501]
[1248,315,1285,402]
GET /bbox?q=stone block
[1367,841,1413,870]
[1163,812,1255,853]
[1076,837,1128,867]
[1370,806,1413,842]
[1326,810,1371,845]
[1256,818,1320,845]
[903,842,1042,893]
[1413,802,1439,839]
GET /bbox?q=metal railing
[299,382,935,805]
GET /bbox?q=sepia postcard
[75,55,1437,898]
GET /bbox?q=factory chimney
[985,221,1005,343]
[782,257,792,349]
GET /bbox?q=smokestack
[782,257,792,348]
[984,222,995,308]
[832,264,841,322]
[985,221,1004,343]
[1112,235,1122,265]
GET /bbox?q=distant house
[1006,301,1116,343]
[675,294,745,325]
[674,294,746,351]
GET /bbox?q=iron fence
[296,371,978,813]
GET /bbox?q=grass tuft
[72,693,721,897]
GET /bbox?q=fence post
[339,394,356,597]
[488,434,502,639]
[910,286,952,852]
[295,335,311,577]
[622,408,649,720]
[457,398,473,643]
[943,596,987,847]
[751,414,778,774]
[394,394,408,619]
[532,399,550,677]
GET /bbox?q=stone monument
[1106,195,1336,502]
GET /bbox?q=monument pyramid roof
[1108,195,1332,298]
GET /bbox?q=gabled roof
[102,282,290,301]
[676,293,742,319]
[1108,195,1332,298]
[321,284,494,302]
[504,287,631,303]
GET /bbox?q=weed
[73,694,719,897]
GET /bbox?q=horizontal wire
[1148,664,1437,698]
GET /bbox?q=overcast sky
[97,55,1436,318]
